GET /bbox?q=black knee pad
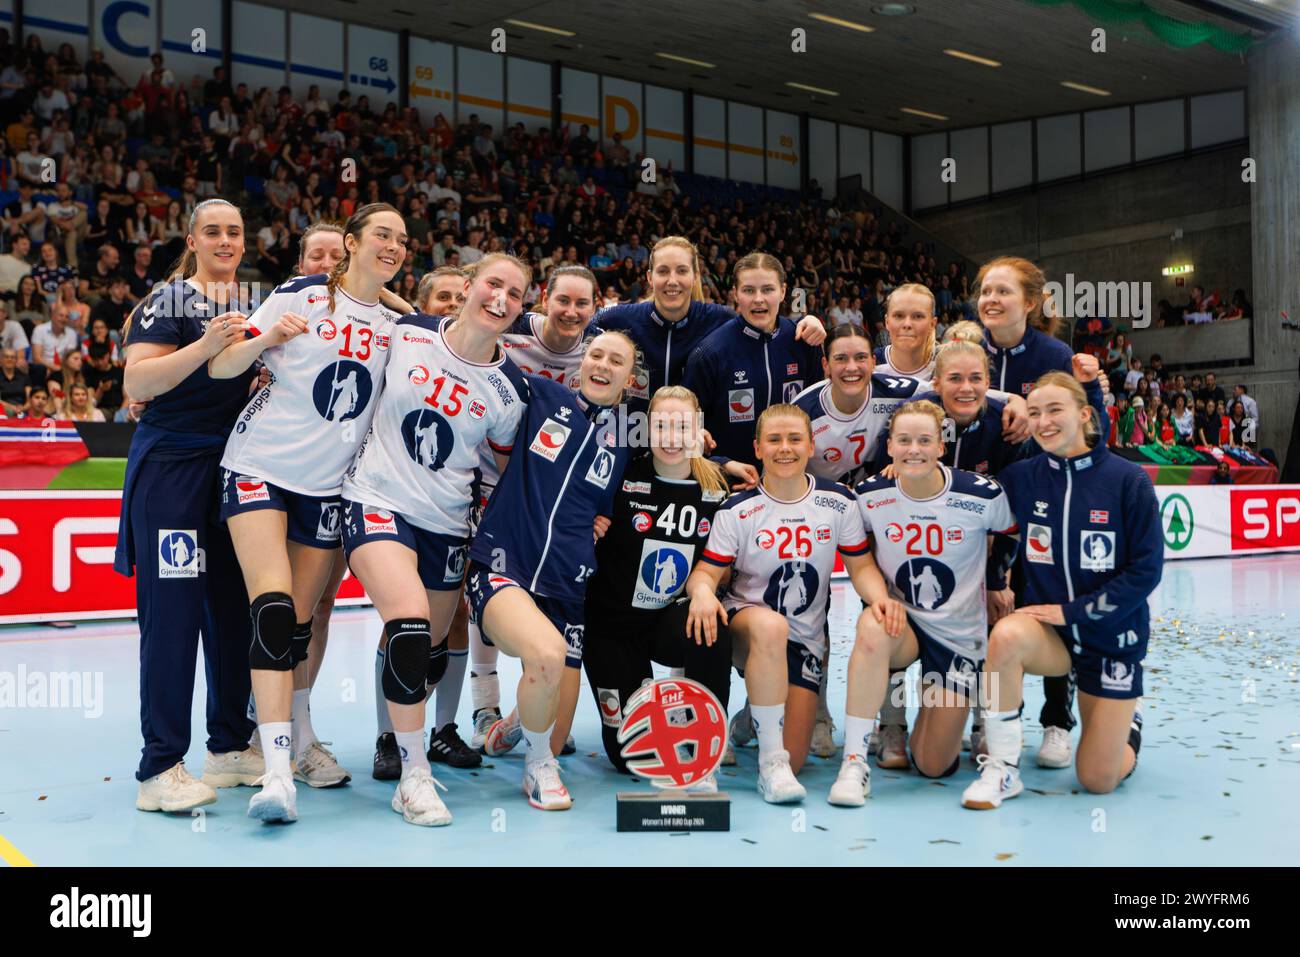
[912,752,961,779]
[290,620,312,666]
[426,633,449,685]
[249,592,296,671]
[383,619,431,705]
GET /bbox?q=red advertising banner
[1230,487,1300,551]
[0,491,368,624]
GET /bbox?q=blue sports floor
[2,554,1298,867]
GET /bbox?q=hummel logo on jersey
[1034,500,1049,518]
[734,370,748,383]
[556,406,573,422]
[884,377,911,390]
[139,304,156,330]
[529,418,571,461]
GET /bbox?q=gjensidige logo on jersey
[313,360,374,422]
[158,530,201,578]
[633,541,694,610]
[401,408,454,472]
[617,677,727,788]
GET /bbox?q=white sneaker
[729,702,755,748]
[876,724,910,769]
[827,755,872,807]
[721,741,736,766]
[1036,725,1073,769]
[247,770,298,823]
[392,768,452,826]
[202,746,265,788]
[757,749,806,804]
[483,711,522,757]
[470,706,501,751]
[294,741,352,788]
[962,754,1023,809]
[136,763,218,812]
[523,757,572,810]
[683,771,719,793]
[810,713,837,758]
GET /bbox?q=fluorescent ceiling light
[809,13,876,33]
[504,18,575,36]
[943,48,1001,67]
[656,52,716,68]
[1061,80,1111,96]
[901,106,948,120]
[786,81,840,96]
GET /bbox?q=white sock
[879,670,907,726]
[436,649,469,731]
[375,648,393,735]
[469,620,500,712]
[258,722,292,777]
[843,714,876,761]
[291,688,317,759]
[984,709,1022,766]
[751,704,785,761]
[522,722,554,766]
[395,730,429,775]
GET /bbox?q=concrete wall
[1246,34,1300,470]
[1127,319,1252,368]
[914,148,1252,313]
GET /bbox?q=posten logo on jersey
[529,418,571,461]
[728,389,755,423]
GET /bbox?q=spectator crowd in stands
[0,29,1260,453]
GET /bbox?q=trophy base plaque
[615,790,731,832]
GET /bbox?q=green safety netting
[1022,0,1257,53]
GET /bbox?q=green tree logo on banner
[1161,493,1194,551]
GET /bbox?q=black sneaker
[560,733,576,756]
[372,732,401,780]
[427,723,482,769]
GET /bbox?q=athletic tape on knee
[290,620,312,666]
[383,619,431,705]
[426,633,449,685]
[249,592,296,671]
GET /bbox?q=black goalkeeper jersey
[587,454,731,616]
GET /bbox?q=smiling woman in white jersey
[368,264,479,779]
[209,203,407,824]
[782,322,919,759]
[341,254,532,827]
[468,264,601,751]
[283,224,422,790]
[685,403,901,805]
[829,401,1018,807]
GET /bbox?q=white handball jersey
[792,375,920,482]
[475,311,586,497]
[222,275,400,496]
[854,466,1017,659]
[501,311,586,390]
[701,476,868,655]
[343,314,530,535]
[874,345,936,386]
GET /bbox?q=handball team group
[117,198,1160,828]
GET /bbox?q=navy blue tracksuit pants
[130,450,255,781]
